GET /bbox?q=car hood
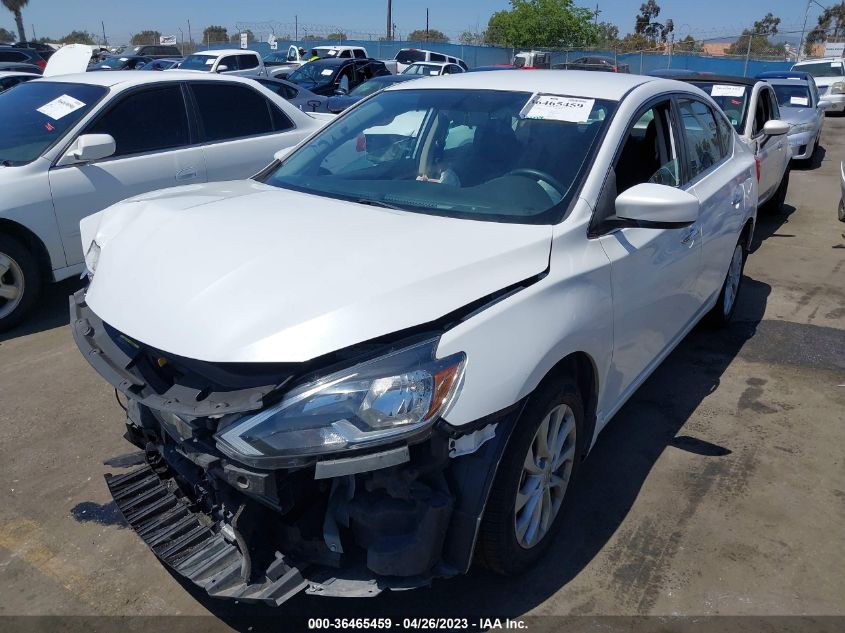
[83,181,552,363]
[779,107,818,124]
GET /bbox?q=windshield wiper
[355,198,405,211]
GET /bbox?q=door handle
[681,226,699,246]
[176,168,198,182]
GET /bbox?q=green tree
[326,31,347,41]
[484,0,599,48]
[202,25,228,45]
[0,25,14,42]
[407,28,449,42]
[633,1,673,45]
[1,0,28,43]
[674,34,702,53]
[726,13,785,57]
[459,30,485,45]
[595,21,619,48]
[59,30,96,45]
[131,30,161,46]
[804,4,845,56]
[230,29,254,44]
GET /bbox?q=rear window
[689,82,750,133]
[0,81,107,165]
[395,49,426,65]
[794,62,844,78]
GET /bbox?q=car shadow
[750,202,797,252]
[0,277,84,343]
[163,277,771,630]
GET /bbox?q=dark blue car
[139,58,181,71]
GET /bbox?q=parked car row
[68,70,764,609]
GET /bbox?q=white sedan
[73,71,756,605]
[401,61,466,76]
[0,71,330,330]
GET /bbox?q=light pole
[798,0,832,61]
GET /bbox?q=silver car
[767,78,832,161]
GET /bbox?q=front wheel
[476,378,585,575]
[0,235,41,332]
[706,241,745,327]
[838,199,845,223]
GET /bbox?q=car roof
[409,61,450,67]
[757,71,812,79]
[766,78,810,86]
[386,69,656,101]
[372,74,419,83]
[30,70,263,89]
[304,57,354,66]
[677,74,758,87]
[794,57,842,64]
[0,70,38,78]
[190,49,256,57]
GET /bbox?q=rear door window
[238,55,259,70]
[678,98,723,179]
[87,85,189,157]
[190,83,292,142]
[429,53,446,62]
[219,56,238,71]
[0,51,27,62]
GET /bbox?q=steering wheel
[505,168,568,196]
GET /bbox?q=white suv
[792,57,845,113]
[175,49,267,77]
[73,71,756,606]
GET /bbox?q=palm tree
[1,0,29,43]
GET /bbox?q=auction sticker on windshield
[36,95,86,120]
[791,96,809,106]
[711,85,746,97]
[520,94,595,123]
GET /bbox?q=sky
[0,0,818,45]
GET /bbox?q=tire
[838,199,845,223]
[477,377,585,575]
[0,234,41,332]
[706,240,746,327]
[763,167,789,213]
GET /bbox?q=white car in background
[0,71,328,330]
[394,48,467,73]
[175,49,267,77]
[401,61,466,76]
[679,75,790,211]
[765,77,831,162]
[791,58,845,113]
[74,71,757,606]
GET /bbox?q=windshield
[403,63,440,76]
[179,54,215,71]
[794,62,844,78]
[396,49,426,65]
[772,83,811,108]
[289,62,337,86]
[0,81,107,165]
[349,78,388,97]
[97,57,129,69]
[262,89,614,224]
[691,82,750,132]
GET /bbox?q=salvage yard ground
[1,119,844,629]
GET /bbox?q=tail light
[610,66,618,72]
[755,157,761,182]
[36,58,47,68]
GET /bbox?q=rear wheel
[477,378,585,575]
[0,235,41,332]
[706,240,745,327]
[838,199,845,223]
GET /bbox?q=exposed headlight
[830,82,845,94]
[216,339,465,466]
[84,240,101,279]
[790,122,815,134]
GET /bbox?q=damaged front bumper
[72,290,520,606]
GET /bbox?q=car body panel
[43,43,92,77]
[82,181,553,364]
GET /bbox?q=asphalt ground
[1,118,843,633]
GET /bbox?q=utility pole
[744,30,753,77]
[187,19,193,46]
[386,0,392,40]
[101,21,108,47]
[426,8,429,42]
[30,24,35,41]
[295,15,298,41]
[594,4,601,27]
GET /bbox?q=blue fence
[198,40,792,77]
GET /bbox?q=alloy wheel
[0,251,25,320]
[514,403,577,549]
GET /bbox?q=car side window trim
[673,95,731,187]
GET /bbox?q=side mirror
[763,119,789,136]
[615,183,699,226]
[60,133,116,165]
[216,64,228,73]
[818,99,833,111]
[273,147,294,162]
